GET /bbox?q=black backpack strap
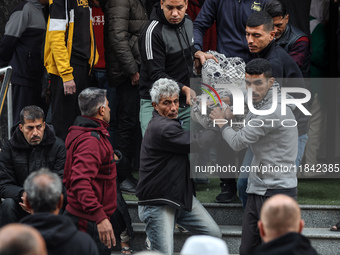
[91,131,100,141]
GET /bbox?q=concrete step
[126,201,340,228]
[129,223,340,255]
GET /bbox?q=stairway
[125,201,340,255]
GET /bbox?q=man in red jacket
[63,87,118,255]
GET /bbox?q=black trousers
[50,63,91,141]
[115,79,141,181]
[12,84,48,125]
[64,210,112,255]
[110,182,134,242]
[239,194,297,255]
[0,198,29,227]
[217,139,246,188]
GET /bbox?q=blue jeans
[237,147,253,209]
[138,196,222,255]
[295,134,308,168]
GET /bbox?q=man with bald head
[254,194,318,255]
[0,223,47,255]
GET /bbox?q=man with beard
[210,58,298,255]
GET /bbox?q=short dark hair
[245,58,273,78]
[246,11,274,32]
[264,0,287,18]
[78,87,107,117]
[19,106,45,125]
[24,168,62,213]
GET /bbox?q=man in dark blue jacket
[245,11,309,164]
[193,0,269,63]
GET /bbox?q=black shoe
[120,176,138,194]
[194,177,210,185]
[215,183,237,203]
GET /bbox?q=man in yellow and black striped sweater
[44,0,99,141]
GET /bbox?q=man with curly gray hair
[137,78,222,255]
[20,168,99,255]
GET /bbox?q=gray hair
[24,168,62,213]
[78,87,107,117]
[150,78,180,104]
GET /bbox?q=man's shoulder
[51,136,66,151]
[10,1,29,15]
[66,129,102,147]
[266,43,295,68]
[146,113,183,136]
[288,24,308,41]
[272,43,295,62]
[142,19,163,36]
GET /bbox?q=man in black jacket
[139,0,216,134]
[21,168,99,255]
[101,0,148,194]
[0,105,66,227]
[264,0,310,77]
[0,0,49,124]
[246,10,309,165]
[254,194,318,255]
[136,78,221,255]
[237,12,310,211]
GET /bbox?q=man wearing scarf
[210,58,298,255]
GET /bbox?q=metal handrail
[0,66,13,139]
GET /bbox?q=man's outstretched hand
[182,86,197,105]
[194,51,218,74]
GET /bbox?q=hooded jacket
[102,0,148,86]
[221,86,298,196]
[137,110,220,211]
[139,2,196,106]
[253,232,319,255]
[64,116,117,224]
[0,0,46,88]
[44,0,99,82]
[21,213,99,255]
[0,124,65,203]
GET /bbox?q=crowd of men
[0,0,333,254]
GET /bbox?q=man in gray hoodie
[210,58,298,255]
[0,0,49,124]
